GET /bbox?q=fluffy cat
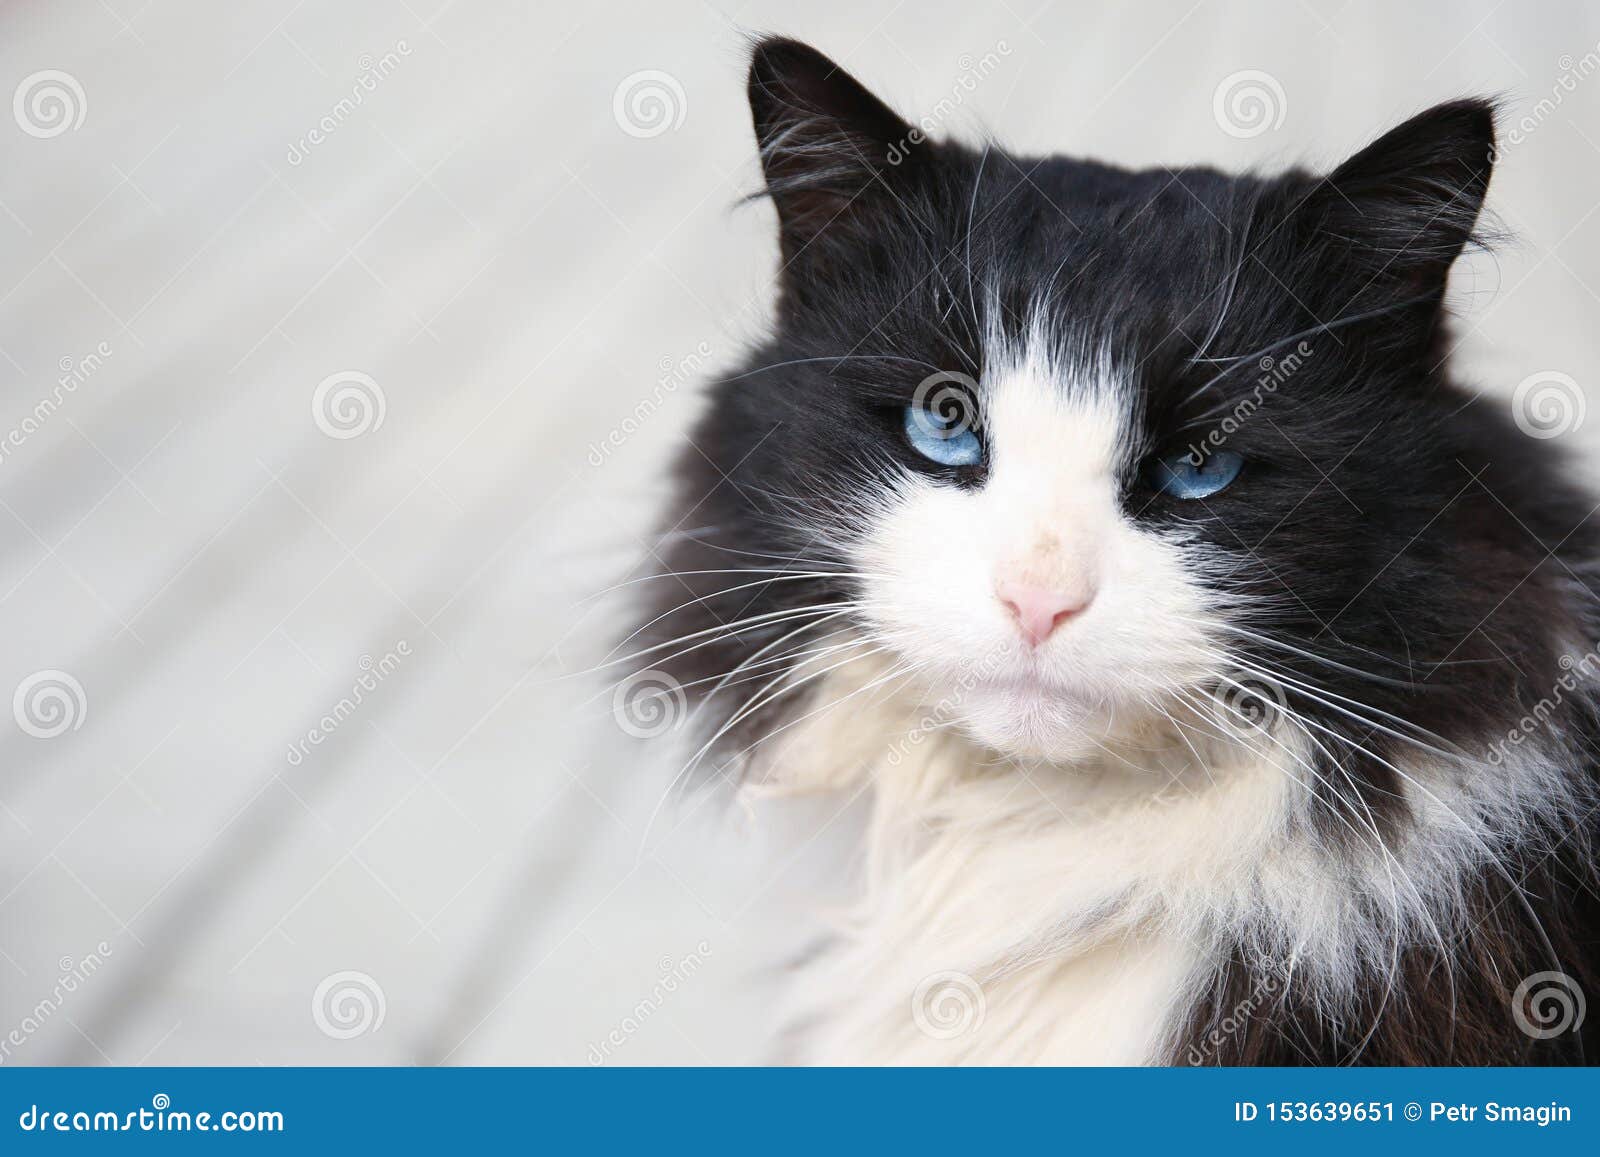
[627,37,1600,1064]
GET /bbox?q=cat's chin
[952,682,1123,764]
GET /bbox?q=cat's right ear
[747,38,916,264]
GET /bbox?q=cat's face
[855,335,1229,761]
[645,40,1585,787]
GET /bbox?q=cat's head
[638,39,1593,789]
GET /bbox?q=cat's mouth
[971,673,1097,705]
[904,653,1222,763]
[933,670,1111,739]
[934,651,1150,706]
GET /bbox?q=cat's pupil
[931,398,963,431]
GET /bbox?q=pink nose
[995,580,1093,646]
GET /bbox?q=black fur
[633,37,1600,1064]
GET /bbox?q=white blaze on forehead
[984,358,1129,480]
[979,338,1135,590]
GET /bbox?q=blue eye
[1147,450,1243,499]
[904,404,982,468]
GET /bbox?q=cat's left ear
[1296,99,1496,304]
[747,38,917,263]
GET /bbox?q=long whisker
[1176,683,1398,870]
[579,602,863,678]
[650,529,844,569]
[1192,618,1435,689]
[1202,658,1562,981]
[606,572,856,661]
[1181,679,1437,1006]
[965,143,990,335]
[576,616,858,713]
[1191,192,1258,363]
[710,658,926,781]
[691,614,861,711]
[636,644,896,858]
[1180,292,1438,405]
[1289,693,1560,981]
[1220,651,1461,762]
[714,353,945,384]
[585,567,853,603]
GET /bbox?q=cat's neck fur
[756,657,1581,1064]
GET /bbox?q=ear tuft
[1299,99,1499,303]
[746,37,914,262]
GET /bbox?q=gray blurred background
[1,0,1597,1064]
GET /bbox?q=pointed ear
[1297,99,1496,304]
[747,38,915,263]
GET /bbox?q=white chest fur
[757,667,1311,1065]
[797,918,1199,1065]
[740,629,1564,1065]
